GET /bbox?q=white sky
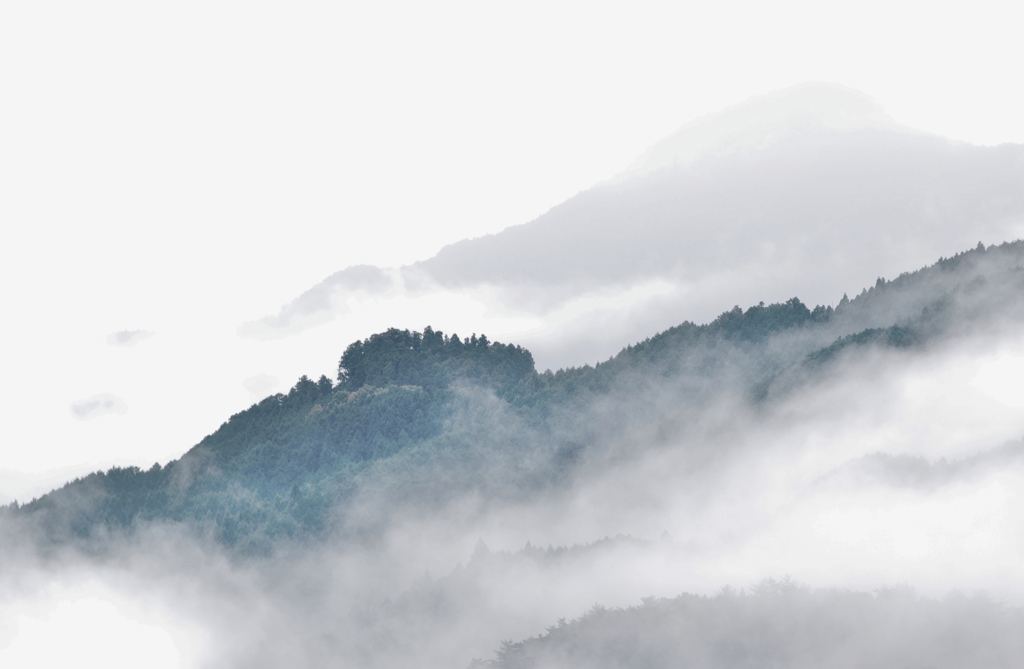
[1,0,1024,503]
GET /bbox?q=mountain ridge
[9,240,1024,553]
[609,81,922,183]
[239,86,1024,373]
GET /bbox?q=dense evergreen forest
[7,241,1024,553]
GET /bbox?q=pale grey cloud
[237,265,393,340]
[826,438,1024,491]
[242,373,279,402]
[70,394,128,421]
[106,330,155,347]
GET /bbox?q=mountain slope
[487,581,1024,669]
[8,241,1024,552]
[242,84,1024,369]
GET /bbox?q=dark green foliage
[503,296,827,415]
[199,375,439,473]
[805,324,917,364]
[338,327,535,398]
[704,297,817,342]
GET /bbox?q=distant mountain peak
[612,82,921,183]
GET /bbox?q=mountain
[9,240,1024,553]
[7,82,1024,669]
[240,83,1024,368]
[608,83,917,182]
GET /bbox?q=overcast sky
[2,0,1023,502]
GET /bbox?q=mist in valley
[5,241,1024,667]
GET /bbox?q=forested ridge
[8,240,1024,551]
[485,580,1024,669]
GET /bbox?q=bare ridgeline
[5,241,1024,667]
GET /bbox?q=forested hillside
[486,580,1024,669]
[8,240,1024,553]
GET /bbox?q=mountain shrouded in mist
[5,84,1024,669]
[7,240,1024,667]
[11,240,1024,549]
[486,579,1024,669]
[239,83,1024,368]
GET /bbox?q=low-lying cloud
[238,265,394,340]
[242,373,280,402]
[107,330,155,347]
[8,278,1024,667]
[69,394,128,421]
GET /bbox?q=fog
[242,374,281,402]
[5,244,1024,667]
